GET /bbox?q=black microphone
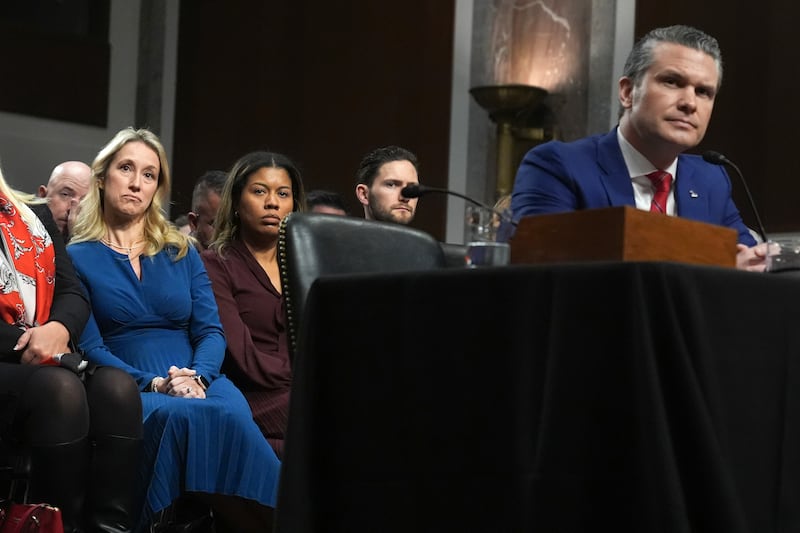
[400,184,514,225]
[702,150,768,243]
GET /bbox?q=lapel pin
[689,190,699,198]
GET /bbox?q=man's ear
[619,76,634,110]
[355,184,369,206]
[37,185,47,198]
[187,212,199,231]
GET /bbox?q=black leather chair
[439,242,469,268]
[277,213,448,358]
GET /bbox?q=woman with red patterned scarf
[0,166,143,533]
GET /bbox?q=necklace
[101,238,144,256]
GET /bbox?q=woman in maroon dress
[201,151,305,458]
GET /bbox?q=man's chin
[370,208,414,225]
[662,127,703,149]
[390,212,414,225]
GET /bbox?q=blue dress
[67,241,281,528]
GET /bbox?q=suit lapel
[592,133,712,221]
[674,157,708,220]
[597,130,637,207]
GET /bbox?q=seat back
[278,212,447,357]
[439,242,469,268]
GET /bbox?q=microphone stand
[402,185,514,225]
[702,151,768,243]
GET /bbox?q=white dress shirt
[617,128,678,216]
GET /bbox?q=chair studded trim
[278,214,298,356]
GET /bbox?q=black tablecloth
[275,262,800,533]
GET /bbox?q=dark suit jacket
[0,203,90,360]
[510,128,757,246]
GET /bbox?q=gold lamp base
[469,84,548,122]
[470,84,549,199]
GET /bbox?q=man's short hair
[191,170,227,211]
[306,189,348,214]
[355,146,418,188]
[623,25,723,89]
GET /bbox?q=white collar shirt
[617,128,678,216]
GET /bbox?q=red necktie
[646,170,673,214]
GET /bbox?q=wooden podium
[510,206,737,268]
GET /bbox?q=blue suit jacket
[510,128,756,246]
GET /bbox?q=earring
[234,210,238,218]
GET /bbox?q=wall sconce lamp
[470,83,549,200]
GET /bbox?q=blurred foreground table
[276,262,800,533]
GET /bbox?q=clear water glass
[464,205,510,267]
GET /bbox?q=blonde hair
[0,167,46,230]
[70,127,191,259]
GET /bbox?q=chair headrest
[278,213,447,357]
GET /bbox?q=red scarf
[0,196,55,328]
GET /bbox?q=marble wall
[487,0,590,141]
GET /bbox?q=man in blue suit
[510,25,766,271]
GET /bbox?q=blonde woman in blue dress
[68,127,280,532]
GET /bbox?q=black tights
[10,365,141,446]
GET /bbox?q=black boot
[29,437,91,533]
[85,435,143,533]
